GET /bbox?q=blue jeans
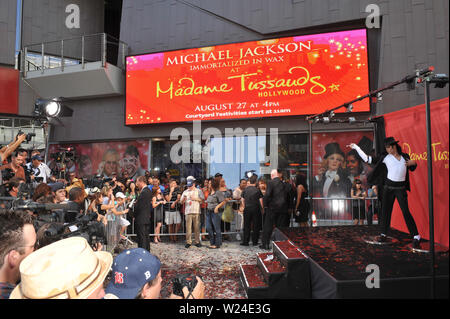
[206,209,222,247]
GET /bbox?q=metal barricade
[124,199,245,241]
[104,211,122,252]
[308,197,380,226]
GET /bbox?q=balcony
[21,33,128,99]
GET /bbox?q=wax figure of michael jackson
[350,137,421,248]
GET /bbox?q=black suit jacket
[133,187,152,225]
[264,177,288,212]
[368,152,416,191]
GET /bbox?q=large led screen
[126,29,370,125]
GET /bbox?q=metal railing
[22,33,129,77]
[309,197,380,226]
[101,197,381,251]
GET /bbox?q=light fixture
[377,92,383,101]
[431,74,449,88]
[322,117,330,124]
[346,104,353,113]
[33,98,73,119]
[314,117,320,124]
[330,111,335,118]
[45,101,61,117]
[348,117,356,124]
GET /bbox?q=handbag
[221,203,235,223]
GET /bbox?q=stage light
[432,74,449,88]
[45,101,61,117]
[322,117,330,124]
[33,98,73,119]
[330,111,335,118]
[348,117,356,124]
[377,92,383,101]
[314,117,320,124]
[346,104,353,112]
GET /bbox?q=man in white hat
[0,210,36,299]
[9,237,112,299]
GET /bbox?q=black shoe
[252,242,259,246]
[195,243,202,248]
[185,244,191,248]
[240,242,249,246]
[259,244,270,250]
[412,238,421,249]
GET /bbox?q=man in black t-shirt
[241,174,264,246]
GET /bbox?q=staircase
[239,240,311,299]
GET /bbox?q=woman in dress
[151,187,166,243]
[351,179,366,225]
[294,173,310,227]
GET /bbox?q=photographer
[0,133,27,165]
[104,248,205,299]
[0,150,26,181]
[26,155,52,184]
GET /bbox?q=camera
[33,210,106,250]
[1,168,15,181]
[17,130,35,143]
[171,274,200,298]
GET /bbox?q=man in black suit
[260,169,289,250]
[350,137,421,247]
[133,176,152,251]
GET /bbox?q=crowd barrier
[103,197,381,251]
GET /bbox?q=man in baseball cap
[105,248,205,299]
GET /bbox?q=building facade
[1,0,448,189]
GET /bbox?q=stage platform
[273,225,449,298]
[240,225,448,299]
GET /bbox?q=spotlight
[330,111,335,118]
[33,98,73,119]
[322,117,330,124]
[377,92,383,101]
[346,104,353,112]
[431,74,449,88]
[314,117,320,124]
[45,101,61,117]
[348,117,356,124]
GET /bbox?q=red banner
[384,98,449,247]
[126,29,369,125]
[0,67,19,114]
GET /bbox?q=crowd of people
[3,133,419,299]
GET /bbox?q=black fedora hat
[324,142,345,159]
[357,136,374,155]
[384,137,399,146]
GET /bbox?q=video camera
[50,147,76,163]
[82,175,114,189]
[37,211,106,250]
[8,199,106,250]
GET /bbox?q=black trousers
[381,186,419,237]
[261,209,285,246]
[135,223,150,251]
[243,207,262,245]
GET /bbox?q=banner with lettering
[126,29,370,125]
[384,98,449,247]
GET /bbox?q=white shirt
[181,188,204,215]
[26,162,52,183]
[383,154,407,182]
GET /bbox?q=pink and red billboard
[126,29,370,125]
